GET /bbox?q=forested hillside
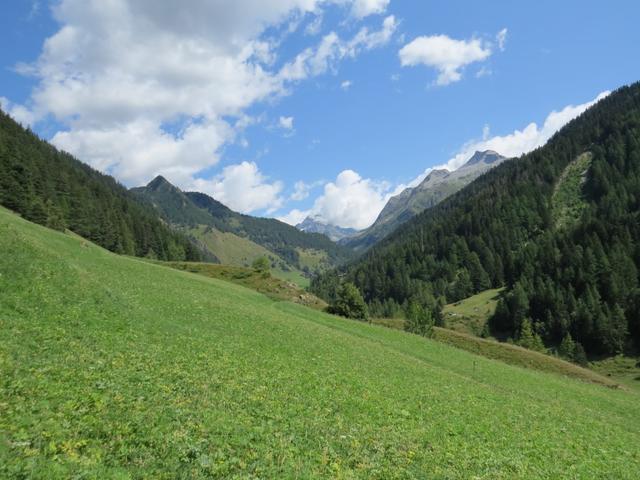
[0,110,201,261]
[314,82,640,358]
[132,176,353,280]
[186,191,353,268]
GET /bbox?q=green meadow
[2,205,640,479]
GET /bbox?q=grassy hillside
[160,261,324,309]
[188,225,310,287]
[552,152,593,229]
[2,207,640,479]
[443,288,503,335]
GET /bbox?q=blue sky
[1,0,639,229]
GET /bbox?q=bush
[252,256,271,277]
[327,282,368,321]
[404,301,435,338]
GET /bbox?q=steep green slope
[0,110,201,262]
[551,152,593,229]
[2,207,640,479]
[187,225,309,286]
[443,288,503,335]
[319,82,640,357]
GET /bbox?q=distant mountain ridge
[345,150,507,251]
[296,216,359,242]
[132,176,354,279]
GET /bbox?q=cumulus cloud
[281,169,402,229]
[409,91,611,185]
[6,0,398,208]
[0,96,37,126]
[399,34,492,85]
[278,208,310,226]
[192,161,283,214]
[351,0,390,19]
[290,179,324,201]
[341,80,353,90]
[279,15,398,81]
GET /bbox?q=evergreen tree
[327,283,369,321]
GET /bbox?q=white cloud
[496,28,508,51]
[409,91,611,185]
[351,0,390,18]
[279,15,398,81]
[192,161,283,214]
[0,96,37,126]
[399,34,492,86]
[305,14,323,36]
[341,79,353,90]
[291,180,311,201]
[53,119,233,187]
[279,116,294,130]
[281,169,401,229]
[6,0,397,191]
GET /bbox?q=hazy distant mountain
[345,150,507,252]
[296,216,359,242]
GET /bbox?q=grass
[591,355,640,392]
[159,261,324,309]
[552,152,593,230]
[2,206,640,478]
[371,319,618,388]
[188,225,310,287]
[442,288,503,335]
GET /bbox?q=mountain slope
[346,150,507,252]
[316,82,640,357]
[296,215,358,242]
[131,175,214,227]
[2,205,639,478]
[0,110,201,261]
[133,177,353,277]
[184,189,354,269]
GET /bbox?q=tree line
[0,110,202,261]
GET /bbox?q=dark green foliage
[314,82,640,358]
[131,176,213,227]
[558,333,589,366]
[327,282,369,321]
[0,110,201,261]
[404,301,435,337]
[517,319,546,353]
[252,256,271,277]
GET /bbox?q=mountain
[296,215,358,242]
[3,204,638,478]
[313,82,640,359]
[0,109,202,262]
[345,150,507,252]
[133,177,354,281]
[131,175,214,227]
